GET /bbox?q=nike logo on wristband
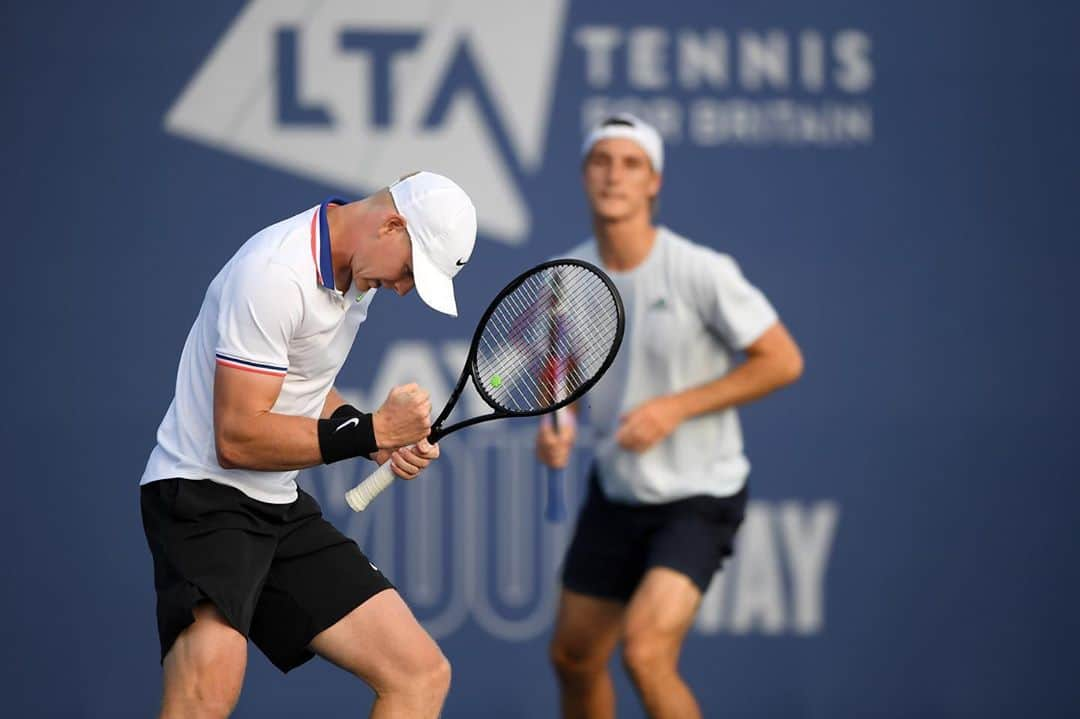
[334,417,360,433]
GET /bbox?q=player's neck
[327,203,357,293]
[593,214,657,272]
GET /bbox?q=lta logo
[165,0,569,244]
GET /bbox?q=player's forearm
[321,387,349,419]
[215,412,324,471]
[671,351,803,421]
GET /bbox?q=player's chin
[591,201,635,223]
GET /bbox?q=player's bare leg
[622,567,704,719]
[160,601,248,719]
[549,588,625,719]
[310,589,450,719]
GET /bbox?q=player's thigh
[623,566,702,651]
[250,512,394,673]
[551,588,625,665]
[308,588,446,691]
[162,601,247,700]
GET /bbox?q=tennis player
[140,171,475,718]
[536,115,804,718]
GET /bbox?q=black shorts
[140,478,393,673]
[562,470,748,602]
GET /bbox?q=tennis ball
[490,374,503,388]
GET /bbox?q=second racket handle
[544,407,571,523]
[345,460,396,512]
[544,467,568,523]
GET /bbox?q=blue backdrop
[4,1,1079,716]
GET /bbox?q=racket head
[468,259,624,417]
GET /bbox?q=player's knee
[621,634,674,680]
[550,636,607,680]
[407,650,451,710]
[388,645,451,702]
[420,651,452,699]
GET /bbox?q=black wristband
[330,403,361,420]
[318,404,378,464]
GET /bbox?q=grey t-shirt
[564,227,778,503]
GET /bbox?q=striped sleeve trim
[215,352,288,377]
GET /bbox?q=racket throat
[428,424,448,444]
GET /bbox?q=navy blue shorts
[140,478,393,673]
[561,471,748,601]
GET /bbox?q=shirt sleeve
[215,259,304,377]
[687,247,779,350]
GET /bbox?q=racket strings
[479,305,559,409]
[503,285,596,396]
[491,292,577,408]
[530,271,617,387]
[540,277,615,387]
[475,264,620,413]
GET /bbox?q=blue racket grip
[545,466,568,523]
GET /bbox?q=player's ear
[648,170,662,196]
[380,212,407,237]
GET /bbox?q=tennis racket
[345,259,624,512]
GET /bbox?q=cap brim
[410,239,458,316]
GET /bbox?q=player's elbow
[215,436,245,469]
[766,345,803,388]
[781,347,804,385]
[214,421,250,469]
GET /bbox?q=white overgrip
[345,460,397,512]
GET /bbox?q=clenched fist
[373,383,432,449]
[615,395,684,453]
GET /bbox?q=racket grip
[345,460,396,512]
[544,467,568,523]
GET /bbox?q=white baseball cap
[581,113,664,172]
[389,171,477,317]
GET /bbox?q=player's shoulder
[230,208,315,285]
[550,238,599,264]
[657,226,739,274]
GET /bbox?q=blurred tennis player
[140,171,475,718]
[536,115,804,718]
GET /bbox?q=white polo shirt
[564,227,778,504]
[141,199,376,503]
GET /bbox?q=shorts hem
[642,560,716,595]
[560,577,633,604]
[158,581,249,664]
[269,584,396,674]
